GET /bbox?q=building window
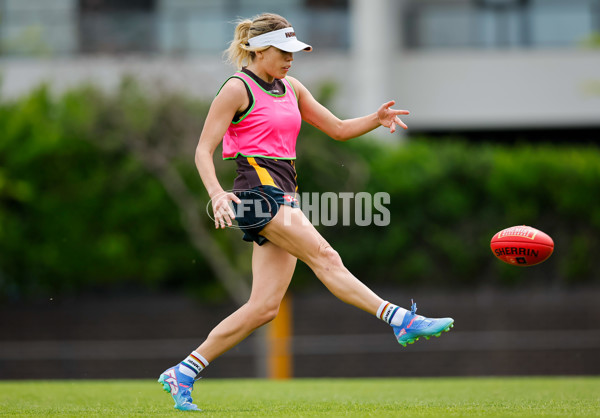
[474,0,531,47]
[306,0,349,9]
[405,0,598,49]
[78,0,157,54]
[303,0,350,49]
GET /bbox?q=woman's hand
[377,100,410,133]
[211,191,242,229]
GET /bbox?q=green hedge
[0,83,211,298]
[1,83,599,300]
[318,138,600,287]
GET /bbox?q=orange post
[267,293,293,379]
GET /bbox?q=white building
[1,0,599,136]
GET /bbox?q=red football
[490,225,554,266]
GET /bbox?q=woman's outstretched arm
[288,76,409,141]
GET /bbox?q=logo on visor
[285,32,296,38]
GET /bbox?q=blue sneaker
[392,300,454,347]
[158,365,200,411]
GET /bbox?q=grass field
[0,377,598,417]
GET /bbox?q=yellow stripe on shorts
[247,157,277,188]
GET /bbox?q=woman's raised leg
[259,205,453,348]
[259,205,383,315]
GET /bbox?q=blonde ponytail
[225,13,292,69]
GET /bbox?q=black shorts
[232,185,300,245]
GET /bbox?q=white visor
[247,27,312,52]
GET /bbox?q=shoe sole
[398,321,454,347]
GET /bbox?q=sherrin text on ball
[490,225,554,266]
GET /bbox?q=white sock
[179,351,209,378]
[376,301,409,326]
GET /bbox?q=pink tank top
[222,72,301,160]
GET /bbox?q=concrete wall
[2,48,599,132]
[394,49,600,130]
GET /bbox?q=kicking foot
[392,300,454,347]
